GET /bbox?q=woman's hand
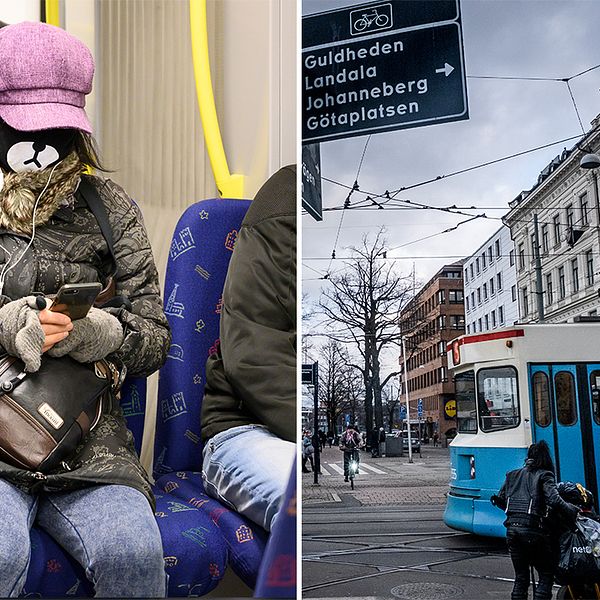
[38,309,73,352]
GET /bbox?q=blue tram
[443,324,600,537]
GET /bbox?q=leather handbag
[0,353,117,473]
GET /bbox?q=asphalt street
[302,445,517,600]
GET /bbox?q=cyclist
[339,423,363,482]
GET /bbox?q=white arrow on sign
[435,63,455,77]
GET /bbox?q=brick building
[398,262,465,439]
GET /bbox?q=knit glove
[0,296,46,372]
[48,307,124,363]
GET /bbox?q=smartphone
[48,282,103,320]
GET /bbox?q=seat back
[153,198,251,477]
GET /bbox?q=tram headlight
[469,456,476,479]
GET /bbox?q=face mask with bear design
[0,120,75,175]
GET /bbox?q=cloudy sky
[302,0,600,321]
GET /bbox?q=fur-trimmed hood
[0,152,84,235]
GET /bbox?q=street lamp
[580,153,600,170]
[401,336,414,463]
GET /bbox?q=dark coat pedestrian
[491,441,579,600]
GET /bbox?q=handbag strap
[78,175,117,279]
[77,176,132,310]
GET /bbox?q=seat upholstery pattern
[154,199,252,477]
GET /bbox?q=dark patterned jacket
[0,175,170,507]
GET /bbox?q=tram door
[529,364,599,504]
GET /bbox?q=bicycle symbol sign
[350,3,393,36]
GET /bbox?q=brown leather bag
[0,353,117,472]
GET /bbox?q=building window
[470,263,474,278]
[484,314,489,330]
[477,288,481,304]
[450,315,464,329]
[497,273,503,290]
[566,204,574,229]
[488,246,493,264]
[511,285,516,302]
[490,277,495,296]
[439,366,448,383]
[571,258,579,293]
[542,225,549,254]
[476,258,480,274]
[491,310,497,328]
[481,252,486,270]
[559,266,566,299]
[438,315,446,330]
[466,296,470,311]
[438,290,446,304]
[449,290,464,304]
[499,305,504,324]
[553,214,561,246]
[438,341,445,356]
[464,268,468,283]
[471,292,475,308]
[495,239,501,258]
[509,249,515,266]
[478,317,482,331]
[586,250,594,286]
[546,273,553,305]
[466,324,470,334]
[518,243,525,270]
[581,193,589,226]
[483,283,488,300]
[530,233,536,263]
[522,287,529,317]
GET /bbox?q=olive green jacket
[201,165,296,443]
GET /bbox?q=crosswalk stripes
[315,462,391,477]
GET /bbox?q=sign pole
[312,362,320,484]
[402,336,413,463]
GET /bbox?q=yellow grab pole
[45,0,60,27]
[189,0,244,199]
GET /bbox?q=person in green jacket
[201,165,296,532]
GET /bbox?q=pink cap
[0,21,94,133]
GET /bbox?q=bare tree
[319,231,414,431]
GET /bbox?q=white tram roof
[447,322,600,371]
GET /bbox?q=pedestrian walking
[491,440,580,600]
[302,431,314,473]
[318,429,327,451]
[433,432,439,447]
[326,430,334,448]
[370,427,379,458]
[378,427,387,458]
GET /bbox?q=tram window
[554,371,577,426]
[455,370,477,433]
[532,372,551,427]
[477,366,520,432]
[590,371,600,425]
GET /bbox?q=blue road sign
[302,0,468,144]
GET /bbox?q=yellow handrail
[189,0,244,198]
[45,0,60,27]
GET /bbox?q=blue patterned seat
[23,197,295,596]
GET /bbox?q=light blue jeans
[202,424,296,532]
[0,480,166,598]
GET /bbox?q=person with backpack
[491,440,580,600]
[339,423,363,482]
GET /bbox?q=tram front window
[477,366,520,432]
[455,370,477,433]
[591,370,600,425]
